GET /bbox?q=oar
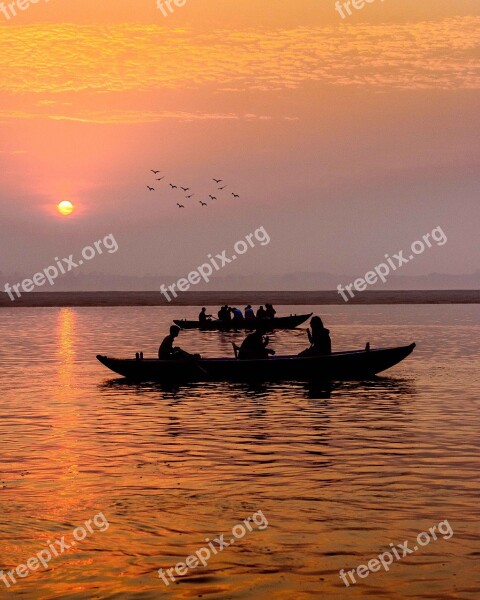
[153,350,210,378]
[191,359,209,377]
[182,353,209,378]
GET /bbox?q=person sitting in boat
[256,305,266,319]
[265,303,277,319]
[244,305,255,320]
[238,327,276,360]
[199,307,212,324]
[231,307,244,329]
[159,325,193,360]
[299,316,332,357]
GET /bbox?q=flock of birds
[146,170,240,208]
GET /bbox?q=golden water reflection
[0,305,478,599]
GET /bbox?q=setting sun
[57,200,74,216]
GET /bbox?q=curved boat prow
[368,342,416,376]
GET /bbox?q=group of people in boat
[198,304,277,326]
[159,316,331,360]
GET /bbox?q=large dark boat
[97,343,416,382]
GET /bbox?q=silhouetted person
[158,325,197,360]
[299,316,332,356]
[256,305,266,319]
[239,328,276,360]
[231,307,244,329]
[218,304,229,321]
[245,305,255,320]
[265,303,276,319]
[199,307,212,324]
[217,305,232,330]
[159,325,181,359]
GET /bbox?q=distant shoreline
[0,290,478,307]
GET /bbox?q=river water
[0,304,479,599]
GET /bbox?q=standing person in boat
[199,307,212,325]
[256,305,266,319]
[218,305,229,324]
[299,316,332,356]
[158,325,196,360]
[265,303,277,319]
[238,327,276,359]
[218,305,232,330]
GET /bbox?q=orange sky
[1,0,479,282]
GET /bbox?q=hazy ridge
[0,290,478,307]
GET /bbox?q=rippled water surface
[0,304,479,600]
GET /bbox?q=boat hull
[173,313,313,331]
[96,343,415,382]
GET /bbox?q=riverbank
[0,290,478,307]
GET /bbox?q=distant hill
[0,290,478,308]
[0,270,479,292]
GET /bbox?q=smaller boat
[96,343,416,383]
[173,313,313,331]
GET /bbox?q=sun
[57,200,74,216]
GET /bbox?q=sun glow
[57,200,74,216]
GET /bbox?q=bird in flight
[147,186,155,191]
[186,194,194,198]
[156,176,165,181]
[209,195,217,200]
[177,203,185,208]
[200,201,207,206]
[232,193,240,198]
[181,187,190,192]
[213,179,223,184]
[151,170,160,175]
[170,184,178,189]
[218,185,227,190]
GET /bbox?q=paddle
[177,351,210,377]
[190,358,209,377]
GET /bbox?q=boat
[96,343,416,382]
[173,313,313,331]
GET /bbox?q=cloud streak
[0,109,287,123]
[0,17,478,98]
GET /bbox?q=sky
[0,0,479,288]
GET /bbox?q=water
[0,305,479,599]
